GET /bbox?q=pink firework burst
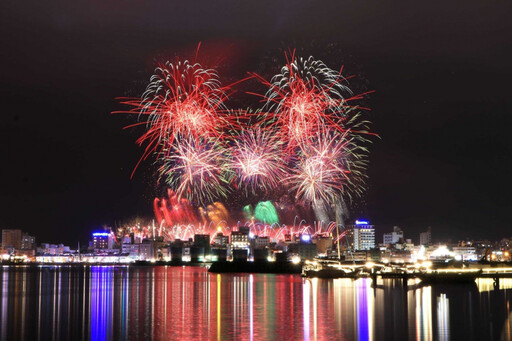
[160,137,230,206]
[229,128,289,194]
[288,129,352,205]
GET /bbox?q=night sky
[1,1,511,245]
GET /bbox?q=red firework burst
[249,51,372,150]
[114,58,233,176]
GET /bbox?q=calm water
[0,266,512,340]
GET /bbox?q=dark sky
[1,1,511,245]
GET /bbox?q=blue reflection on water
[90,266,114,341]
[356,279,369,341]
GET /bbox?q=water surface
[0,265,511,340]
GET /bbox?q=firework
[251,52,372,204]
[117,50,373,230]
[288,129,352,205]
[153,189,199,226]
[116,59,231,172]
[159,137,230,206]
[229,128,288,195]
[251,53,367,148]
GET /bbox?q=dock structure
[302,260,512,283]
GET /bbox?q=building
[122,243,140,258]
[253,236,270,250]
[346,220,375,251]
[92,232,114,251]
[139,239,154,260]
[231,231,250,250]
[213,233,229,247]
[420,227,432,246]
[288,235,318,260]
[383,226,403,245]
[315,236,333,255]
[21,233,36,250]
[37,243,72,256]
[2,229,22,249]
[194,234,211,255]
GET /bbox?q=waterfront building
[37,243,72,255]
[139,239,154,260]
[121,243,140,258]
[2,229,22,249]
[194,234,211,255]
[452,246,478,261]
[253,236,270,249]
[346,220,375,251]
[92,232,114,251]
[315,236,333,255]
[213,233,229,247]
[288,235,317,260]
[231,230,250,250]
[383,226,403,245]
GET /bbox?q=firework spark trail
[160,137,230,206]
[249,52,366,148]
[249,52,373,205]
[229,127,289,195]
[114,59,233,177]
[154,189,200,226]
[288,129,352,205]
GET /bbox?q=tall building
[420,227,432,246]
[2,229,22,249]
[346,220,375,251]
[383,226,404,245]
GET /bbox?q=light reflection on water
[0,266,512,340]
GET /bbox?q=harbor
[302,259,512,284]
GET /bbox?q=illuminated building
[213,233,229,247]
[231,227,250,250]
[452,246,478,261]
[288,234,317,260]
[92,232,113,251]
[2,229,22,249]
[346,220,375,251]
[37,243,72,256]
[139,239,154,260]
[253,236,270,249]
[122,243,140,258]
[383,226,403,245]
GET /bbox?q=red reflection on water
[124,267,349,340]
[2,266,512,340]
